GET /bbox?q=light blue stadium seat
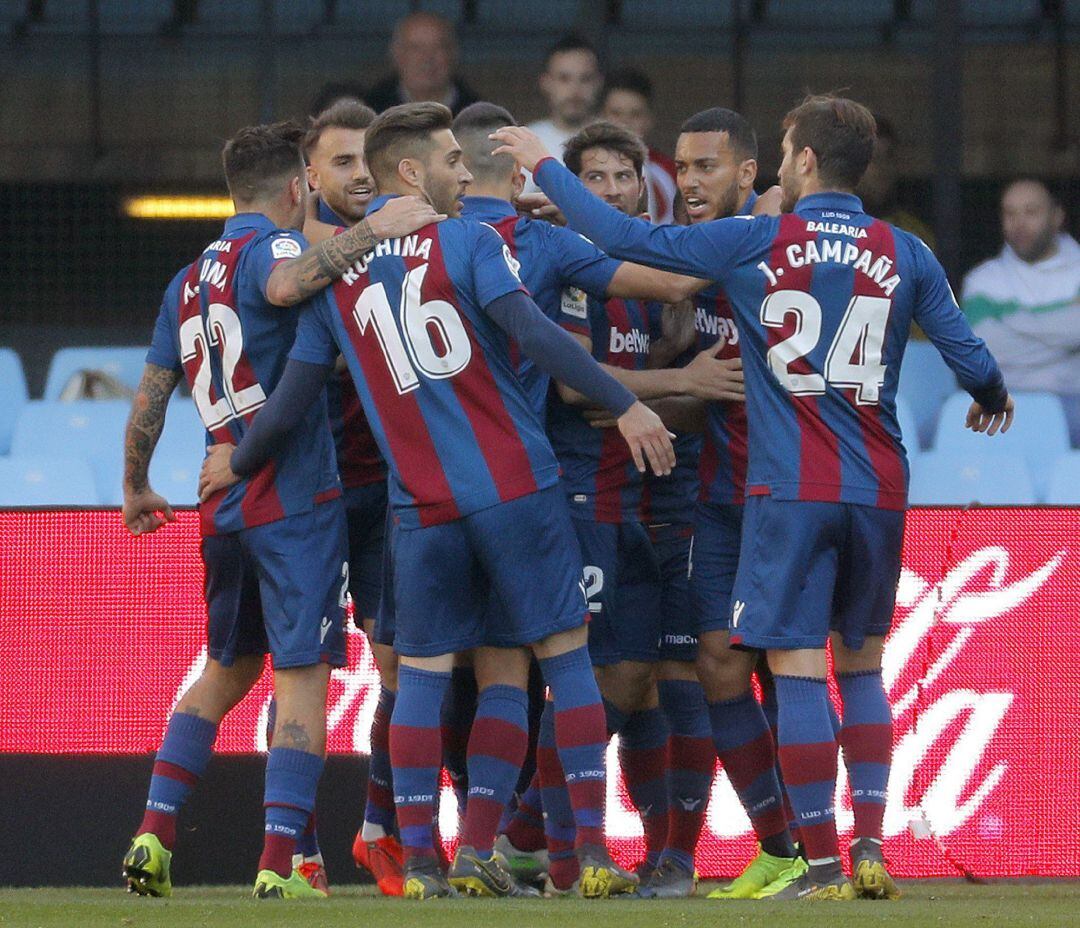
[895,395,919,462]
[11,400,130,505]
[932,391,1069,501]
[0,456,100,505]
[0,348,29,455]
[908,449,1036,505]
[897,341,958,449]
[44,346,148,400]
[1044,452,1080,505]
[148,399,205,506]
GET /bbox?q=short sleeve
[248,229,309,301]
[545,225,621,298]
[145,268,186,372]
[288,294,339,367]
[472,223,528,309]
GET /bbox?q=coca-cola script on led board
[0,508,1077,878]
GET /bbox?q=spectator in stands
[962,177,1080,442]
[600,67,677,224]
[857,115,935,248]
[364,11,478,115]
[523,33,603,188]
[309,81,368,117]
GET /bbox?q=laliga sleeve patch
[502,243,522,282]
[560,286,588,320]
[271,237,303,260]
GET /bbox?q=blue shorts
[393,485,589,658]
[649,522,697,662]
[573,517,662,666]
[201,500,349,669]
[372,507,397,647]
[729,496,905,651]
[343,482,388,622]
[689,501,745,636]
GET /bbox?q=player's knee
[696,633,754,700]
[474,646,530,689]
[831,633,885,675]
[180,655,262,721]
[598,661,655,711]
[531,624,588,660]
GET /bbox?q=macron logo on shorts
[319,616,332,644]
[732,600,746,628]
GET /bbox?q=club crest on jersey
[561,286,588,320]
[501,243,522,281]
[271,237,303,260]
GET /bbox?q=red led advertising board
[1,508,1077,877]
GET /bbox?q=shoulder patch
[561,286,588,320]
[271,237,303,260]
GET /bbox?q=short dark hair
[1002,175,1060,208]
[304,99,378,160]
[602,67,653,106]
[679,107,758,161]
[309,81,368,117]
[222,121,306,203]
[563,120,647,178]
[544,31,599,69]
[452,102,518,182]
[782,94,877,190]
[364,101,454,186]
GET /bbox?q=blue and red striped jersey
[536,159,1006,511]
[639,304,701,526]
[460,196,620,415]
[313,198,389,494]
[146,213,340,535]
[547,294,657,523]
[288,195,559,529]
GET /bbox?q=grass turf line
[1,881,1078,928]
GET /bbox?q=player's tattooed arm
[264,195,447,307]
[122,363,180,536]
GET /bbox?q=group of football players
[118,79,1013,903]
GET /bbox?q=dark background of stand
[0,754,371,887]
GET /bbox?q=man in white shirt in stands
[601,68,677,225]
[962,177,1080,441]
[523,33,603,192]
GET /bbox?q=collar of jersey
[366,194,400,216]
[793,192,864,216]
[738,190,758,217]
[225,212,278,234]
[460,195,517,221]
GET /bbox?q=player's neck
[234,199,293,230]
[467,182,515,204]
[798,176,856,204]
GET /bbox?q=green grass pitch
[1,881,1078,928]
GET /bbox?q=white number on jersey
[353,264,473,395]
[760,290,891,405]
[179,302,267,430]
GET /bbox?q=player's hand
[365,195,446,241]
[198,443,241,502]
[514,192,567,226]
[679,345,744,401]
[490,126,552,174]
[965,394,1015,436]
[753,185,784,216]
[617,401,676,476]
[122,488,176,537]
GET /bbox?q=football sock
[295,813,320,859]
[391,666,451,860]
[708,690,794,859]
[260,747,324,879]
[759,677,799,844]
[617,705,670,867]
[538,647,608,850]
[837,670,892,843]
[774,675,840,865]
[503,772,546,853]
[460,684,530,855]
[602,697,630,737]
[137,711,217,850]
[441,666,477,818]
[537,699,579,890]
[658,678,712,869]
[515,660,547,796]
[362,685,397,839]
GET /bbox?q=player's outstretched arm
[491,127,749,280]
[485,289,675,475]
[264,196,446,307]
[122,363,181,536]
[197,358,333,501]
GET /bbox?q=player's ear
[739,158,758,189]
[511,166,525,197]
[306,164,320,192]
[800,146,816,177]
[289,174,304,207]
[398,156,422,189]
